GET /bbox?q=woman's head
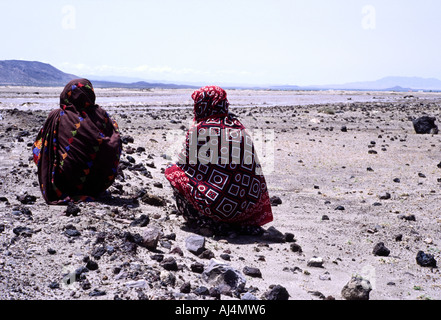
[192,86,229,121]
[60,78,96,110]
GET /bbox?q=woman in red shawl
[165,86,273,236]
[33,79,122,205]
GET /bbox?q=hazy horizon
[1,1,440,87]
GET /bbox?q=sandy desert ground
[1,87,441,301]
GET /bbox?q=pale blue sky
[1,0,440,86]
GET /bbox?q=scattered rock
[16,193,37,204]
[270,196,282,206]
[202,259,246,292]
[243,266,262,278]
[13,226,33,237]
[140,226,162,250]
[130,214,150,227]
[290,243,303,253]
[398,213,416,221]
[412,116,438,134]
[373,242,390,257]
[262,226,286,243]
[65,203,81,216]
[141,193,167,207]
[185,235,206,255]
[341,275,372,300]
[416,251,437,268]
[191,262,205,274]
[379,192,391,200]
[199,249,215,260]
[335,205,345,211]
[307,257,324,268]
[263,285,290,300]
[86,260,99,271]
[160,257,179,271]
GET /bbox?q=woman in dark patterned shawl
[165,86,273,235]
[33,79,122,205]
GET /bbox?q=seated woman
[33,78,122,205]
[165,85,273,236]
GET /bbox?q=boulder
[412,116,438,134]
[341,275,372,300]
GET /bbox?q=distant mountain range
[0,60,440,91]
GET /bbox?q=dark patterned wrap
[33,79,122,204]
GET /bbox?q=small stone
[194,286,210,296]
[395,234,403,241]
[262,226,286,243]
[140,226,162,250]
[17,194,37,204]
[191,262,205,274]
[264,285,290,300]
[199,249,215,260]
[241,292,258,300]
[290,243,303,253]
[86,260,99,271]
[373,242,390,257]
[13,226,33,237]
[48,281,60,289]
[379,192,391,200]
[416,251,437,268]
[243,266,262,278]
[180,282,191,294]
[160,257,178,271]
[269,196,282,206]
[89,289,106,297]
[130,214,150,227]
[335,205,345,211]
[47,248,56,255]
[141,193,167,207]
[65,203,81,216]
[284,232,295,242]
[393,178,401,183]
[341,275,372,300]
[220,253,231,261]
[321,215,330,221]
[307,257,324,268]
[341,126,348,132]
[398,214,416,221]
[185,235,206,255]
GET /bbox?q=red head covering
[192,86,229,121]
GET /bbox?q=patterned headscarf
[60,78,96,110]
[192,86,229,121]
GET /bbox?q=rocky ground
[1,89,441,301]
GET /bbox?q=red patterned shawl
[165,86,273,226]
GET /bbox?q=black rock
[160,257,178,271]
[372,242,390,257]
[270,196,282,206]
[412,116,438,134]
[379,192,391,200]
[65,202,81,216]
[121,135,135,144]
[191,262,205,274]
[64,225,81,237]
[89,289,106,297]
[290,243,303,253]
[180,282,191,294]
[264,285,290,300]
[16,194,37,204]
[86,260,99,271]
[341,125,348,132]
[13,226,33,237]
[416,251,437,268]
[130,214,150,227]
[199,249,215,260]
[48,281,60,289]
[284,232,295,242]
[194,286,210,296]
[47,248,56,255]
[243,266,262,278]
[150,254,164,262]
[335,205,345,211]
[262,226,286,243]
